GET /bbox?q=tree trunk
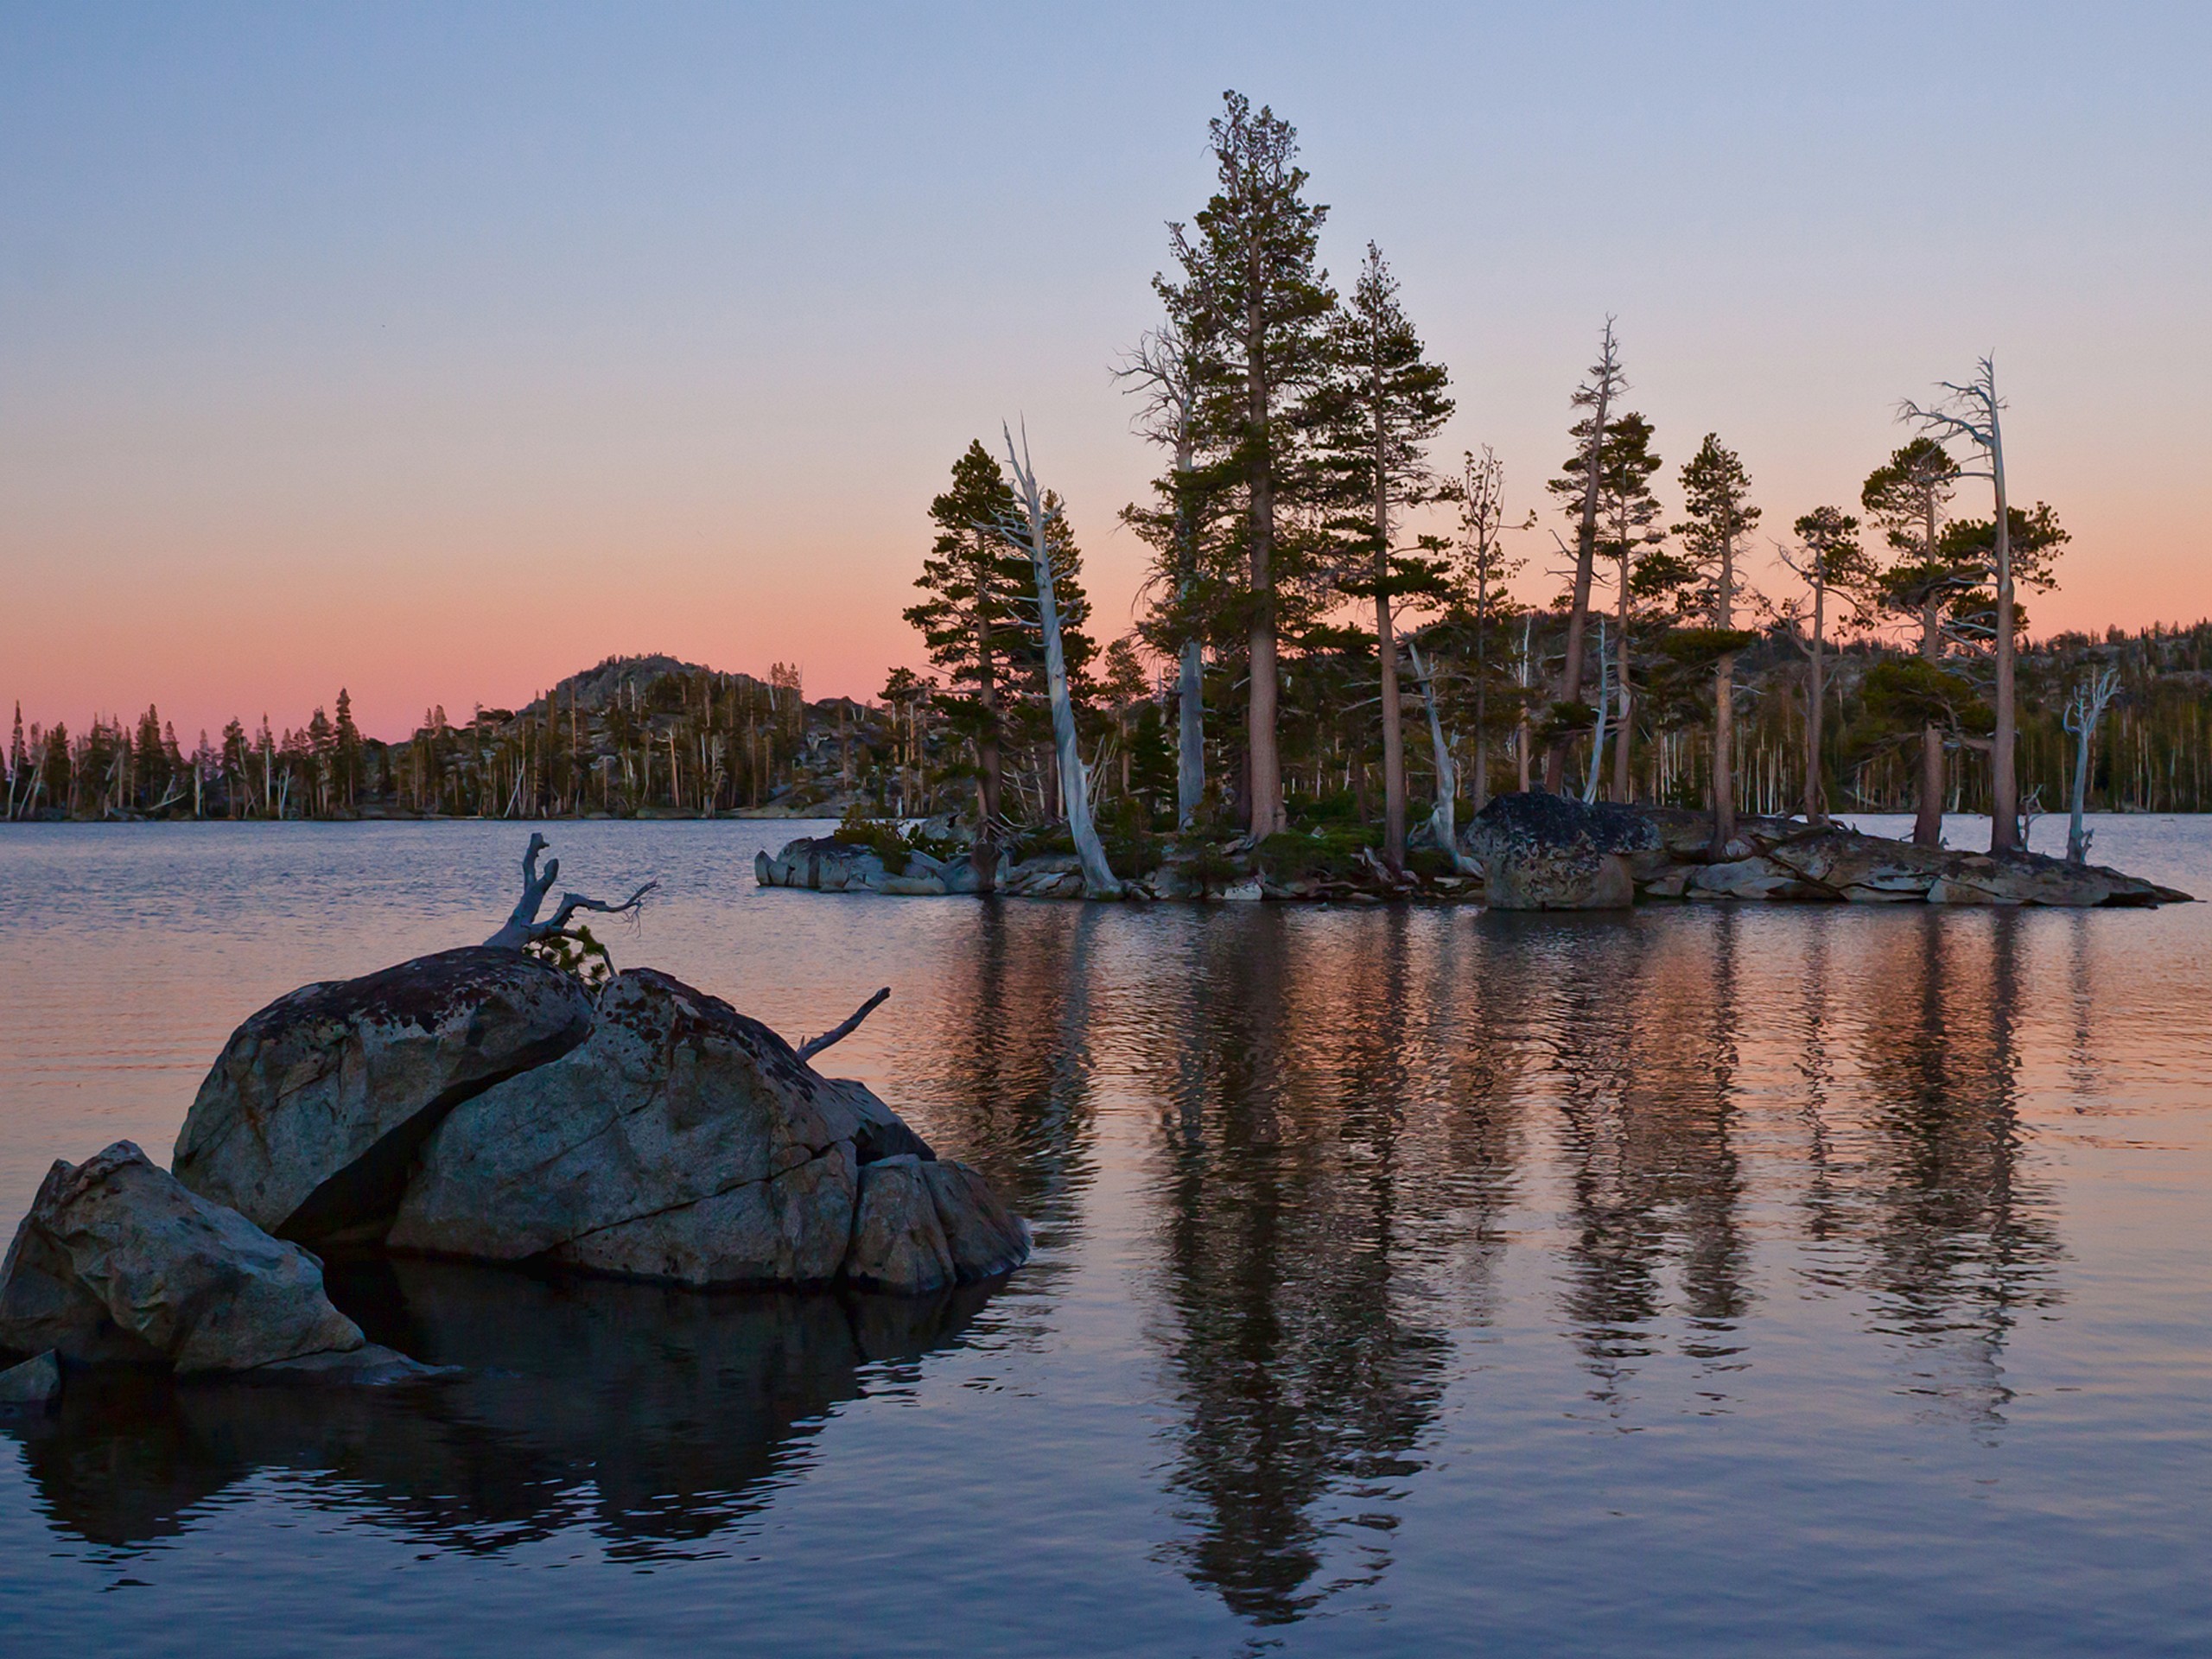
[1711,537,1738,853]
[1173,428,1205,830]
[1582,618,1608,805]
[1988,414,2018,852]
[1611,557,1634,801]
[1245,289,1284,840]
[1006,432,1119,897]
[2068,722,2093,863]
[975,624,1001,893]
[1373,393,1404,868]
[1803,579,1827,825]
[1713,656,1737,849]
[1471,602,1491,809]
[1178,639,1205,830]
[1407,639,1467,868]
[1548,376,1611,791]
[1516,614,1534,792]
[1915,594,1944,848]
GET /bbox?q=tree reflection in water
[1831,909,2063,1426]
[1136,909,1529,1624]
[1123,902,2064,1623]
[0,898,2076,1623]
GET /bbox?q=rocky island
[759,792,2192,910]
[0,839,1031,1412]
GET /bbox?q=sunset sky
[4,3,2207,742]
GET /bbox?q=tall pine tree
[1179,91,1336,839]
[1314,243,1454,868]
[905,439,1029,887]
[1673,435,1762,850]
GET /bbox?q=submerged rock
[1464,792,1658,911]
[0,1142,365,1375]
[173,947,595,1244]
[388,969,1020,1294]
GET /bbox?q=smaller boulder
[844,1156,955,1295]
[842,1155,1032,1294]
[923,1160,1032,1282]
[0,1142,365,1375]
[1688,856,1828,901]
[0,1350,60,1408]
[756,837,888,893]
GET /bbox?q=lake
[2,815,2208,1656]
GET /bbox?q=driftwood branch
[797,988,889,1062]
[486,833,658,950]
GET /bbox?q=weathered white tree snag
[485,833,658,950]
[1901,359,2019,852]
[1406,639,1478,874]
[798,988,890,1061]
[1581,618,1610,805]
[2064,665,2121,865]
[991,423,1122,899]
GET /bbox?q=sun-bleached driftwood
[485,833,658,950]
[797,987,890,1061]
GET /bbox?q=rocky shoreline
[759,792,2194,911]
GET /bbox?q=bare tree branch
[486,834,658,950]
[797,987,890,1062]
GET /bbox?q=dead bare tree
[1900,359,2022,852]
[2063,664,2121,865]
[991,423,1122,899]
[486,833,658,950]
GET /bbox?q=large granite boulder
[0,1141,416,1378]
[172,947,595,1245]
[1464,791,1658,911]
[387,969,1026,1294]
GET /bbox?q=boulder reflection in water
[4,1257,995,1555]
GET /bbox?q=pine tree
[1118,276,1231,830]
[1546,321,1628,791]
[1554,411,1667,798]
[334,688,363,811]
[7,702,24,820]
[1777,506,1872,823]
[1863,437,1965,846]
[1673,435,1762,850]
[904,439,1027,887]
[1179,91,1336,839]
[1314,243,1454,868]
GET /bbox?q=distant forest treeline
[7,622,2211,825]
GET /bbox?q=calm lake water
[2,815,2208,1656]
